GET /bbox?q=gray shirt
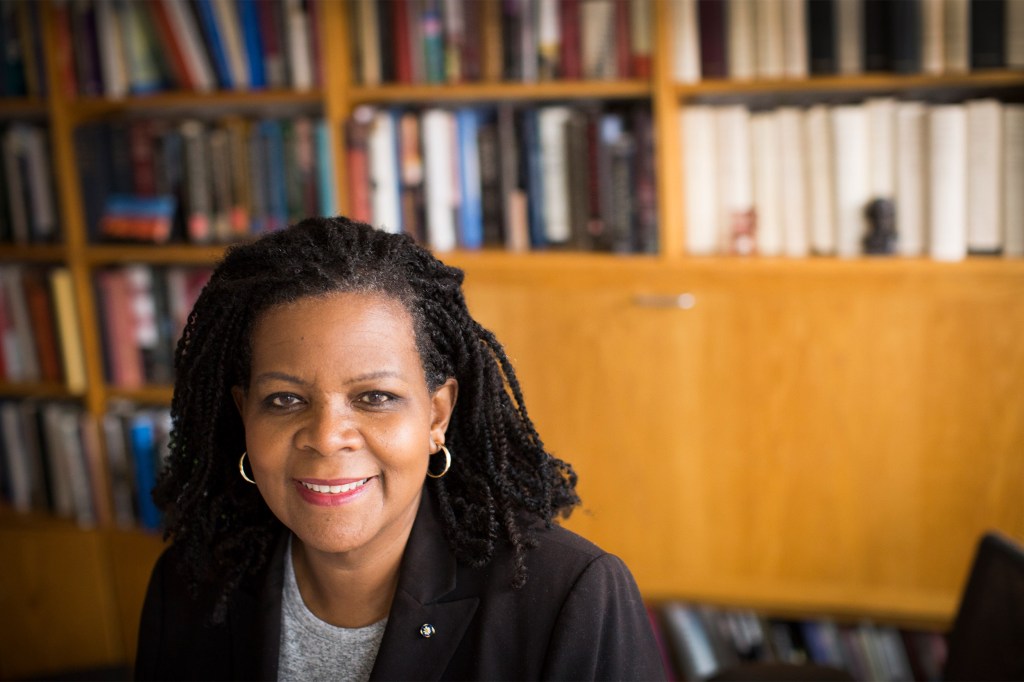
[278,537,387,682]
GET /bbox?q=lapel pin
[419,623,436,638]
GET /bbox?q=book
[836,0,864,74]
[353,0,381,85]
[193,0,233,88]
[970,0,1006,69]
[754,0,785,79]
[831,104,870,258]
[966,99,1003,254]
[863,0,894,72]
[128,411,161,530]
[21,267,62,384]
[782,0,808,78]
[751,110,782,256]
[0,265,40,382]
[944,0,970,73]
[715,105,754,255]
[922,0,945,73]
[1009,0,1024,69]
[672,0,701,82]
[397,111,426,244]
[455,107,484,249]
[94,0,128,97]
[777,107,809,257]
[727,0,756,80]
[697,0,728,78]
[808,0,838,74]
[1004,105,1024,257]
[236,0,266,88]
[95,268,144,388]
[928,104,968,261]
[581,0,617,80]
[895,101,928,257]
[537,106,572,245]
[681,105,719,255]
[421,108,458,251]
[368,108,402,234]
[891,0,923,73]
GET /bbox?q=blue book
[314,119,337,216]
[193,0,233,89]
[236,0,266,88]
[261,120,288,231]
[456,108,483,250]
[104,194,177,218]
[128,413,160,531]
[521,109,546,249]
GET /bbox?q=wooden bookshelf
[2,0,1024,678]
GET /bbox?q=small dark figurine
[863,198,897,255]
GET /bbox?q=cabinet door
[463,262,1024,620]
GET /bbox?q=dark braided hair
[153,216,580,622]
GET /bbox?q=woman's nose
[294,402,362,456]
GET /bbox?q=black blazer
[136,491,667,681]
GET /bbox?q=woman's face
[232,291,457,562]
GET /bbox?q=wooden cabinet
[451,254,1024,624]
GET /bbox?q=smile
[299,478,370,494]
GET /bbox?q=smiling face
[232,291,457,563]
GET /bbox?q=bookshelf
[2,0,1024,678]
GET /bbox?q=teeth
[301,479,369,494]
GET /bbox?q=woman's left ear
[429,378,458,446]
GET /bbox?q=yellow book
[48,267,87,395]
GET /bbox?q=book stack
[346,102,657,254]
[672,0,1024,83]
[0,123,59,245]
[75,116,336,245]
[0,264,87,394]
[0,0,47,97]
[93,265,211,390]
[681,97,1024,260]
[652,600,949,681]
[351,0,653,85]
[52,0,322,96]
[0,400,113,529]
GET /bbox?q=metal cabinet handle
[631,293,696,309]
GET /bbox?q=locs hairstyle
[154,216,580,620]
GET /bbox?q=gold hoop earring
[239,452,256,484]
[427,444,451,479]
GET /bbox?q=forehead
[251,291,418,362]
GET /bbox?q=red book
[306,0,323,87]
[129,120,157,196]
[51,1,79,97]
[393,0,413,84]
[21,269,62,384]
[256,0,286,87]
[344,117,373,223]
[615,0,631,78]
[146,0,196,90]
[559,0,581,79]
[96,270,144,389]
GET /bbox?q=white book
[866,98,896,201]
[630,0,654,71]
[212,0,249,89]
[538,0,560,79]
[1009,0,1024,69]
[581,0,616,80]
[895,102,928,257]
[728,0,757,80]
[1004,105,1024,257]
[538,106,573,244]
[672,0,701,83]
[966,99,1004,253]
[755,0,786,79]
[928,105,968,261]
[0,266,39,382]
[161,0,215,92]
[837,0,864,74]
[781,0,808,79]
[777,107,809,257]
[752,111,783,256]
[831,104,870,258]
[283,0,313,89]
[680,106,719,255]
[922,0,945,74]
[58,407,96,527]
[369,110,402,234]
[805,105,836,255]
[715,105,755,255]
[22,126,57,242]
[944,0,970,74]
[354,0,381,85]
[95,0,128,97]
[421,109,458,252]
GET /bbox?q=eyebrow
[251,370,402,386]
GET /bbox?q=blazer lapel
[370,492,479,681]
[229,532,287,681]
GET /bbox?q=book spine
[368,108,402,233]
[421,108,458,251]
[831,104,870,258]
[965,99,1003,253]
[895,102,928,257]
[928,104,968,261]
[1004,105,1024,257]
[456,108,484,249]
[193,0,233,88]
[237,0,266,88]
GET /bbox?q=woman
[136,217,665,681]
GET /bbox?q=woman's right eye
[265,393,302,409]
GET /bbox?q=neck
[291,528,409,629]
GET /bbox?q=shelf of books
[1,0,1023,676]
